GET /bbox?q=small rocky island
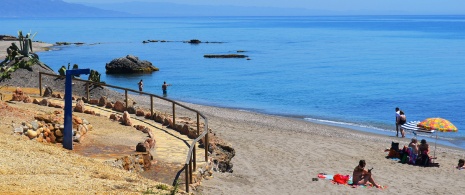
[105,55,159,74]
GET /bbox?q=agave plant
[17,30,37,58]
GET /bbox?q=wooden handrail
[39,72,209,193]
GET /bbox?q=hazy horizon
[63,0,465,15]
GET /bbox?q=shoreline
[0,40,53,57]
[165,95,465,152]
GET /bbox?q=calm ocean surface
[2,16,465,149]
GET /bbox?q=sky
[63,0,465,14]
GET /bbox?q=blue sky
[63,0,465,14]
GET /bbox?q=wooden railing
[39,72,208,193]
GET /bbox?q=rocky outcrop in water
[105,55,159,74]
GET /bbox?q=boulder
[122,111,132,126]
[48,102,56,107]
[26,130,38,139]
[55,129,63,137]
[73,133,81,143]
[127,106,136,114]
[145,113,152,119]
[72,115,83,125]
[113,101,125,112]
[39,99,50,106]
[89,99,99,105]
[136,142,147,152]
[144,138,156,150]
[105,102,114,109]
[84,110,95,115]
[136,109,145,116]
[98,96,107,107]
[74,99,85,113]
[105,55,159,74]
[23,96,32,103]
[11,87,27,101]
[43,87,53,97]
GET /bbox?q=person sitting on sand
[417,139,436,165]
[352,160,381,188]
[407,138,419,164]
[457,159,465,170]
[418,139,429,155]
[408,138,419,155]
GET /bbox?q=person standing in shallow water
[395,107,401,137]
[162,81,171,96]
[138,79,143,92]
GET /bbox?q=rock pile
[13,111,92,144]
[11,87,32,103]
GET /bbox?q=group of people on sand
[138,80,171,96]
[406,138,437,165]
[352,107,464,188]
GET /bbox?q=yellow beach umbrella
[417,117,458,161]
[417,118,458,132]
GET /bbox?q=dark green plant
[58,65,67,76]
[155,183,170,191]
[0,30,41,80]
[170,179,179,195]
[142,187,156,194]
[88,69,105,88]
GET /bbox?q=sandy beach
[0,40,53,58]
[182,103,465,194]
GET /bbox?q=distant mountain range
[0,0,128,18]
[0,0,337,18]
[83,1,331,17]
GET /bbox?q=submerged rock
[203,54,248,58]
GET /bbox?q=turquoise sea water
[2,16,465,148]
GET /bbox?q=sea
[2,15,465,149]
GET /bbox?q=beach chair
[387,142,400,158]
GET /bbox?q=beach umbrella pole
[433,132,437,163]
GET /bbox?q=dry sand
[178,103,465,194]
[0,99,180,194]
